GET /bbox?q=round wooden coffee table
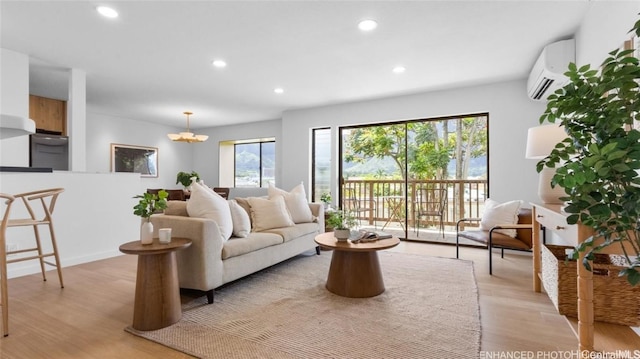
[314,232,400,298]
[119,237,191,331]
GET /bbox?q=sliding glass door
[339,114,488,243]
[341,123,406,232]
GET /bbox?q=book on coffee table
[352,230,393,242]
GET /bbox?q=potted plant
[176,171,200,189]
[320,192,332,210]
[537,17,640,285]
[133,190,168,244]
[325,209,357,240]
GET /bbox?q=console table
[531,203,639,353]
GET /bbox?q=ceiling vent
[527,39,575,101]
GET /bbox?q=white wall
[576,2,640,67]
[0,48,30,167]
[281,79,546,205]
[0,171,140,279]
[86,112,194,193]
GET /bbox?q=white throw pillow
[267,183,315,223]
[248,195,295,232]
[187,182,233,240]
[228,199,251,238]
[480,198,522,237]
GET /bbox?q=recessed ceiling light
[358,19,378,31]
[97,6,118,18]
[393,66,406,74]
[212,60,227,68]
[274,88,284,94]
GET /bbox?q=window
[312,128,331,202]
[219,138,275,188]
[234,141,275,187]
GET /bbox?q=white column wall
[68,68,87,171]
[0,48,30,167]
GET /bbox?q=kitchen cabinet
[29,95,66,135]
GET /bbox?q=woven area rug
[126,251,481,358]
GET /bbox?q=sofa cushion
[234,197,254,228]
[165,200,188,216]
[268,183,315,224]
[228,199,251,238]
[222,232,283,260]
[263,222,319,242]
[248,195,295,232]
[187,182,233,240]
[480,198,522,237]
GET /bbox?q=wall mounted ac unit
[527,39,575,101]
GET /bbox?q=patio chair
[342,188,377,228]
[455,206,532,275]
[414,187,447,238]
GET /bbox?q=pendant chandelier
[167,111,208,143]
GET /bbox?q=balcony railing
[341,179,488,229]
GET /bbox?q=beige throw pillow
[248,195,295,232]
[267,183,315,223]
[228,199,251,238]
[480,198,522,237]
[186,182,233,240]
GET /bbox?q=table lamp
[525,124,567,204]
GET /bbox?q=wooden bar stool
[0,193,16,337]
[6,188,65,288]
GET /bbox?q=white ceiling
[1,1,590,129]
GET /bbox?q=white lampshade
[525,124,566,159]
[526,123,567,204]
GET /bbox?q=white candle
[159,228,172,244]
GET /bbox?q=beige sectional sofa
[150,186,324,304]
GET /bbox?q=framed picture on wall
[110,143,158,177]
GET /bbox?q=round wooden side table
[314,232,400,298]
[119,237,192,331]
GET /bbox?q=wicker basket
[541,244,640,326]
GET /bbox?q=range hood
[0,113,36,139]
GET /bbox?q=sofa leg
[315,246,321,255]
[206,289,214,304]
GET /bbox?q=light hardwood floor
[0,241,583,358]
